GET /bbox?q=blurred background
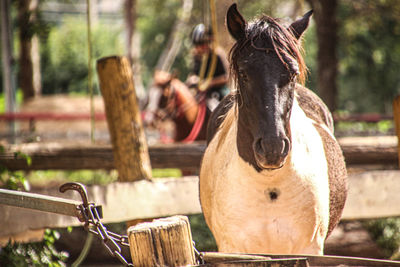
[1,0,399,142]
[1,0,400,266]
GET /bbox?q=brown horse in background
[144,71,209,142]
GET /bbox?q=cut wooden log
[127,216,196,267]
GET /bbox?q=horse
[144,70,210,142]
[199,4,347,255]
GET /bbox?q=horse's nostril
[254,138,264,154]
[282,138,290,157]
[254,138,290,155]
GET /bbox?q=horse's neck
[170,78,198,124]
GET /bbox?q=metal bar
[0,188,81,218]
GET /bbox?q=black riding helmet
[191,24,213,45]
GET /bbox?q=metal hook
[59,182,89,208]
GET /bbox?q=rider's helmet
[191,24,213,45]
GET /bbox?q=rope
[182,99,207,143]
[71,232,94,267]
[86,0,95,143]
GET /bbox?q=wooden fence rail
[1,170,400,241]
[0,136,397,171]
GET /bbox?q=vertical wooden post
[393,95,400,168]
[97,56,152,181]
[127,216,196,267]
[1,0,16,141]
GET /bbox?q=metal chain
[79,203,134,266]
[78,202,204,266]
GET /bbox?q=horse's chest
[211,159,326,254]
[200,105,330,254]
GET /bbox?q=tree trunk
[125,0,137,65]
[124,0,146,104]
[17,0,37,102]
[1,0,16,113]
[155,0,193,72]
[306,0,338,112]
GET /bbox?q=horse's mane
[229,15,307,88]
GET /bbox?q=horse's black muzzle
[253,136,290,170]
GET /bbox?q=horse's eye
[238,70,247,79]
[279,73,296,87]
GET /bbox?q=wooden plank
[0,176,201,238]
[0,136,397,171]
[254,254,400,266]
[202,258,308,267]
[340,136,398,165]
[1,171,400,240]
[201,252,271,263]
[0,189,81,218]
[342,170,400,220]
[0,142,205,171]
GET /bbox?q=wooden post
[1,0,16,141]
[97,56,152,181]
[127,215,196,267]
[393,95,400,167]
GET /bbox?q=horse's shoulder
[206,93,236,144]
[294,85,334,132]
[295,85,347,238]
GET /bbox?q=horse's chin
[255,158,287,171]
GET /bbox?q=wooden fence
[1,136,400,239]
[0,136,398,171]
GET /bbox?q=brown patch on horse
[313,123,348,237]
[294,85,334,132]
[170,78,198,124]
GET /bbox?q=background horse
[200,4,347,255]
[144,71,209,142]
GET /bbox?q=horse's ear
[226,3,246,41]
[289,10,313,39]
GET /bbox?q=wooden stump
[127,215,196,267]
[97,56,152,181]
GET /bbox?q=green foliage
[26,170,118,186]
[40,17,124,94]
[0,148,68,266]
[365,218,400,258]
[0,147,31,191]
[26,168,182,186]
[335,120,394,136]
[188,214,217,252]
[0,91,23,113]
[137,0,192,84]
[0,229,68,267]
[152,168,182,178]
[338,0,400,113]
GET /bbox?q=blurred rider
[186,24,230,111]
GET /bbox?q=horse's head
[143,71,175,126]
[227,4,312,171]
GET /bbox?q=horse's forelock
[229,15,307,89]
